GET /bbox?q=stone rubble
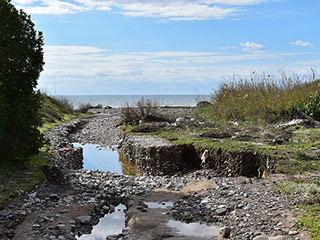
[0,109,309,240]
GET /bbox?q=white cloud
[41,45,317,81]
[44,46,109,55]
[240,41,265,53]
[13,0,276,20]
[38,45,320,94]
[289,40,314,48]
[241,41,265,49]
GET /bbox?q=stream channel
[73,142,220,240]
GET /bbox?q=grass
[0,95,82,209]
[208,71,320,123]
[0,153,49,209]
[296,204,320,240]
[123,120,320,175]
[276,178,320,239]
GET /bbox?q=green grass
[124,120,320,175]
[276,178,320,239]
[0,153,49,209]
[296,204,320,240]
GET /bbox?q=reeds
[210,70,320,123]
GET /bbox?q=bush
[78,103,93,113]
[0,0,44,160]
[209,71,320,123]
[121,97,160,124]
[50,96,74,114]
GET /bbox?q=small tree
[0,0,44,160]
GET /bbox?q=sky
[12,0,320,95]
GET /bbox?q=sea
[54,95,211,109]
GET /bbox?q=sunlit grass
[208,71,320,123]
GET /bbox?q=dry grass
[121,97,160,124]
[50,96,74,114]
[209,70,320,123]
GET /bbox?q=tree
[0,0,44,160]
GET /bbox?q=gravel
[0,109,307,240]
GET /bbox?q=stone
[196,101,211,109]
[76,216,91,224]
[219,226,231,238]
[253,236,268,240]
[269,237,286,240]
[289,230,298,235]
[216,208,227,216]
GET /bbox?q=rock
[269,236,285,240]
[253,236,268,240]
[76,216,91,224]
[49,194,59,199]
[196,101,211,109]
[219,226,231,238]
[216,208,227,216]
[176,117,185,122]
[60,209,69,214]
[288,230,298,235]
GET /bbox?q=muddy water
[77,204,126,240]
[145,201,174,209]
[73,143,140,175]
[168,220,220,239]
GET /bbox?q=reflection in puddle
[77,204,126,240]
[145,201,174,209]
[73,143,140,175]
[168,220,220,239]
[73,143,121,173]
[118,152,141,176]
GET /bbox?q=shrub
[50,96,74,114]
[121,97,160,124]
[0,0,44,160]
[78,103,93,113]
[209,71,320,123]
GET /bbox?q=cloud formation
[289,40,314,48]
[13,0,275,20]
[39,45,319,95]
[240,41,265,53]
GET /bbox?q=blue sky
[12,0,320,95]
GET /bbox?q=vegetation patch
[0,153,49,209]
[276,178,320,240]
[208,72,320,123]
[296,204,320,240]
[0,95,82,209]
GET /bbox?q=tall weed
[210,70,320,123]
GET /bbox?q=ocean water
[54,95,210,108]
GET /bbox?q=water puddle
[168,220,220,239]
[77,204,126,240]
[73,143,140,175]
[145,201,174,209]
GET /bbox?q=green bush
[0,0,44,160]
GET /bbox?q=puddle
[73,143,140,175]
[168,220,220,239]
[77,204,126,240]
[118,152,141,176]
[145,201,174,209]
